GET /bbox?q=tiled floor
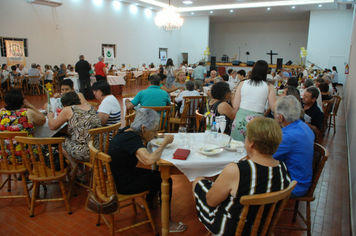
[0,85,350,236]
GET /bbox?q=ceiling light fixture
[210,11,213,13]
[318,4,322,7]
[183,1,192,4]
[191,12,194,14]
[155,0,184,31]
[292,6,295,9]
[267,7,270,10]
[230,9,233,12]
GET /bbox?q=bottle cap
[213,122,216,125]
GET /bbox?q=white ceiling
[120,0,350,23]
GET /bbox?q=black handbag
[85,151,119,215]
[43,145,68,171]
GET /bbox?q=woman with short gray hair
[108,108,187,233]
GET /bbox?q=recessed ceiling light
[230,10,233,13]
[318,4,322,7]
[135,3,138,5]
[210,11,213,13]
[191,12,194,14]
[150,7,153,9]
[267,7,270,10]
[292,6,295,9]
[183,1,193,4]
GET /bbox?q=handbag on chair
[85,151,119,215]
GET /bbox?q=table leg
[160,166,170,236]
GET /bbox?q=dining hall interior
[1,0,356,235]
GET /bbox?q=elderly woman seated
[192,117,291,235]
[108,108,187,233]
[206,82,235,135]
[48,92,101,178]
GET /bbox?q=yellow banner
[5,40,26,66]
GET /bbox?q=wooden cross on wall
[266,50,278,64]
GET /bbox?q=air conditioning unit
[26,0,63,7]
[337,1,354,10]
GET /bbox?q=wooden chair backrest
[235,181,297,236]
[195,110,206,132]
[0,132,27,171]
[305,143,329,198]
[122,93,137,98]
[125,112,136,127]
[88,122,121,155]
[322,99,333,114]
[142,106,171,133]
[107,71,115,76]
[12,76,24,87]
[15,136,67,178]
[183,96,204,118]
[331,95,342,116]
[179,100,191,123]
[125,72,133,80]
[27,76,40,84]
[89,141,117,201]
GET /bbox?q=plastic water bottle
[211,122,218,143]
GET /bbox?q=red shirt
[95,62,106,77]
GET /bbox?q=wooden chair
[52,72,59,93]
[67,122,122,197]
[129,76,137,88]
[15,136,72,217]
[0,132,30,207]
[170,100,190,132]
[276,143,329,236]
[327,95,342,133]
[233,181,297,236]
[107,71,115,76]
[125,112,136,127]
[122,93,137,116]
[27,75,41,95]
[139,71,149,85]
[88,141,158,236]
[142,106,171,133]
[11,76,25,96]
[184,95,205,131]
[321,99,333,135]
[125,72,133,88]
[195,110,206,132]
[88,101,99,109]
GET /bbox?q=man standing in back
[191,62,207,91]
[75,55,94,99]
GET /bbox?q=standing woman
[231,60,277,141]
[331,66,338,94]
[164,58,176,89]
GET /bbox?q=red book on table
[173,148,190,160]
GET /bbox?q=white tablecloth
[107,75,126,86]
[150,133,245,181]
[203,86,212,94]
[132,71,143,78]
[64,76,79,93]
[34,118,66,138]
[115,71,126,77]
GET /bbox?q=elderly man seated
[205,70,222,84]
[273,95,314,197]
[125,75,170,110]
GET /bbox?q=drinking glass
[220,120,226,135]
[178,127,187,145]
[215,116,221,133]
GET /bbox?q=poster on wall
[5,40,26,66]
[104,47,114,65]
[159,48,167,65]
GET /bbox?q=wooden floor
[0,85,350,236]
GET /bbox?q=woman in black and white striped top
[193,117,291,236]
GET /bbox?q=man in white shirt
[140,63,148,71]
[175,81,200,113]
[16,64,28,76]
[300,65,308,79]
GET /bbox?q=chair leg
[30,181,38,217]
[67,163,79,198]
[292,200,299,222]
[141,196,157,235]
[333,116,336,133]
[20,173,31,208]
[59,180,72,215]
[110,215,115,236]
[96,214,101,226]
[131,199,137,215]
[306,202,311,236]
[7,174,11,192]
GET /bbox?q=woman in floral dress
[231,60,277,141]
[48,92,101,171]
[0,89,46,163]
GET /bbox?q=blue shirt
[131,85,170,107]
[282,72,290,78]
[191,66,207,80]
[273,120,314,196]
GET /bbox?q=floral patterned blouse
[0,108,35,163]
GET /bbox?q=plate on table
[197,144,223,156]
[219,140,244,151]
[151,138,175,148]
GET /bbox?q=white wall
[0,0,209,68]
[345,7,356,236]
[307,10,353,85]
[209,20,309,64]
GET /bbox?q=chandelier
[155,0,183,31]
